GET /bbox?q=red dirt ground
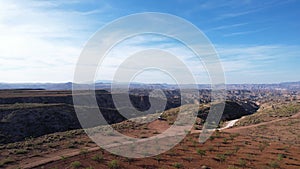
[1,112,297,169]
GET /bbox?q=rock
[197,101,259,121]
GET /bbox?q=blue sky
[0,0,299,84]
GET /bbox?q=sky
[0,0,300,84]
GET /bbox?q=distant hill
[0,81,300,90]
[226,81,300,90]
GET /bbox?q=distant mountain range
[0,81,300,90]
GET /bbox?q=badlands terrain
[0,88,299,169]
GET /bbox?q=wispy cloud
[214,0,297,20]
[197,0,252,10]
[210,23,249,31]
[215,44,300,83]
[95,33,300,84]
[216,9,259,20]
[222,28,268,37]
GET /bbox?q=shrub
[215,130,221,138]
[173,162,183,169]
[277,154,286,161]
[108,160,119,169]
[60,155,67,163]
[258,144,266,152]
[223,138,228,144]
[269,161,279,169]
[15,149,28,154]
[215,154,226,163]
[196,149,206,157]
[209,136,215,141]
[91,154,103,163]
[70,161,82,168]
[238,158,247,168]
[80,149,88,156]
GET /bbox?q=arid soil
[1,110,299,169]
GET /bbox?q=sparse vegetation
[237,102,300,126]
[258,143,266,152]
[92,154,103,163]
[68,142,78,149]
[277,153,285,161]
[215,154,227,163]
[79,148,88,157]
[108,160,120,169]
[238,158,247,168]
[0,158,15,167]
[269,161,280,169]
[173,162,183,169]
[70,161,82,168]
[223,138,228,144]
[196,149,206,157]
[15,149,28,154]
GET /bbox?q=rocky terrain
[0,89,180,144]
[0,99,299,169]
[1,88,300,169]
[0,89,260,144]
[197,101,259,121]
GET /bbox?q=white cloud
[0,0,107,82]
[94,33,300,84]
[215,45,300,83]
[210,23,249,31]
[95,34,212,84]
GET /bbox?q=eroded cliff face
[0,104,78,143]
[197,101,259,121]
[0,90,181,144]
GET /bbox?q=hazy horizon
[1,80,300,85]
